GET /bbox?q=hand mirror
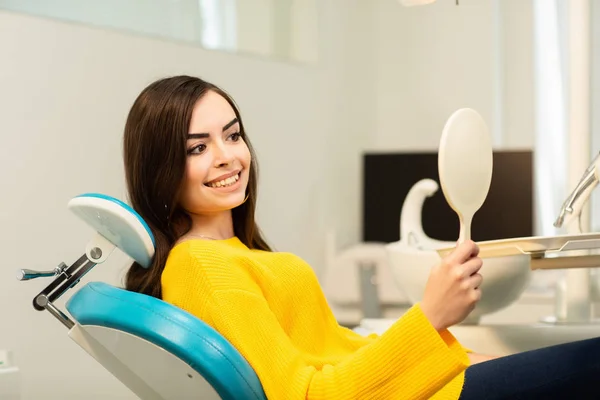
[438,108,493,244]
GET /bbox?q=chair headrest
[68,193,155,268]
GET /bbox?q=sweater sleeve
[337,321,472,355]
[207,288,469,400]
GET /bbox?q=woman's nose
[213,144,234,167]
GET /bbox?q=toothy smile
[205,172,241,188]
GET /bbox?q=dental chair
[17,193,267,400]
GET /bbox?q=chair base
[69,324,221,400]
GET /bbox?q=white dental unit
[353,0,600,355]
[357,103,600,355]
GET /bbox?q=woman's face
[179,90,251,216]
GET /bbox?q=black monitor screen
[362,151,534,243]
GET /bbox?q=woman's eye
[187,144,206,155]
[229,132,241,142]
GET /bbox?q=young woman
[122,75,600,399]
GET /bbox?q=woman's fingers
[448,240,480,265]
[468,273,483,290]
[461,257,483,278]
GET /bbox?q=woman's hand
[420,240,483,331]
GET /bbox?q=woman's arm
[206,288,469,400]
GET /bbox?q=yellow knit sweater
[161,237,470,399]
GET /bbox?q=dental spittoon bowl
[386,179,532,324]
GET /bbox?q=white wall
[0,0,371,397]
[499,0,535,150]
[371,0,534,152]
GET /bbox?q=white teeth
[207,173,240,188]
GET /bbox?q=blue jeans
[459,336,600,399]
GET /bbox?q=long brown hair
[122,75,271,298]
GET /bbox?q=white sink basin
[387,240,531,323]
[387,178,532,324]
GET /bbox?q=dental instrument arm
[554,151,600,232]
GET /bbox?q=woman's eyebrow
[187,117,239,139]
[222,117,239,131]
